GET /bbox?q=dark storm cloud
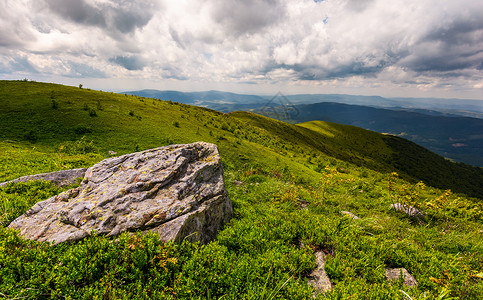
[401,16,483,74]
[425,17,483,45]
[281,60,386,81]
[211,0,285,36]
[44,0,157,37]
[265,50,399,81]
[109,55,145,71]
[109,1,157,34]
[44,0,106,27]
[405,53,477,73]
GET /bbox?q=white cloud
[0,0,482,98]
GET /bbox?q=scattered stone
[0,168,87,188]
[8,142,232,245]
[233,180,244,186]
[298,199,310,209]
[390,203,425,224]
[108,150,118,156]
[307,251,333,296]
[340,210,359,219]
[385,268,418,288]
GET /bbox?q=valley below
[125,89,483,167]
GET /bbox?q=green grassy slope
[299,121,483,199]
[0,80,323,184]
[1,80,482,299]
[1,80,481,197]
[231,112,483,198]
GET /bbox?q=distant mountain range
[124,90,483,118]
[269,102,483,167]
[124,89,483,167]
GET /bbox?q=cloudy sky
[1,0,483,99]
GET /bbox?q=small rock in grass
[385,268,418,288]
[340,210,359,219]
[390,203,425,224]
[307,251,333,296]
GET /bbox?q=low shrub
[73,125,92,135]
[58,136,98,155]
[89,108,97,117]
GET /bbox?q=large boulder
[8,142,232,245]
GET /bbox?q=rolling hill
[123,89,483,167]
[260,102,483,167]
[1,80,482,299]
[1,81,481,197]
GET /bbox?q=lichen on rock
[8,142,232,245]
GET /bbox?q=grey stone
[308,251,333,295]
[233,180,244,186]
[390,203,425,224]
[340,210,359,219]
[0,168,87,188]
[385,268,418,288]
[8,142,232,245]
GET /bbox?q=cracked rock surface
[8,142,232,245]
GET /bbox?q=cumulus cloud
[65,61,106,78]
[0,56,38,74]
[42,0,158,39]
[210,0,286,37]
[0,1,37,49]
[43,0,106,28]
[109,55,145,71]
[0,0,482,98]
[401,13,483,75]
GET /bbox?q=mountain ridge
[1,80,480,197]
[1,80,482,299]
[275,102,483,167]
[124,89,483,117]
[123,89,483,167]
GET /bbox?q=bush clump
[58,136,98,155]
[73,125,92,135]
